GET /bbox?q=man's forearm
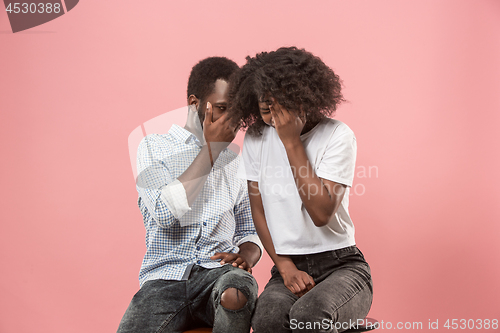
[238,242,261,269]
[177,144,224,206]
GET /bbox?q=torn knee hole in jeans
[220,287,248,310]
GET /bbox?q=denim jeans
[117,265,258,333]
[252,246,373,333]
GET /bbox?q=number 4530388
[5,3,62,14]
[444,319,498,330]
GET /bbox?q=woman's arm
[248,181,315,297]
[269,101,346,227]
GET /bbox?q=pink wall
[1,1,499,332]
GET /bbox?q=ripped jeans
[117,265,258,333]
[252,246,373,333]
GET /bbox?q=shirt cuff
[160,179,192,223]
[236,235,264,266]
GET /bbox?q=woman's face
[258,95,273,127]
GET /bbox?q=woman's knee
[252,288,296,332]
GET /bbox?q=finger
[270,99,287,125]
[307,275,315,288]
[299,108,307,123]
[214,111,230,124]
[220,253,239,265]
[269,104,281,127]
[204,102,213,127]
[292,283,304,296]
[210,252,235,264]
[271,97,288,117]
[237,260,249,270]
[270,97,281,113]
[236,261,248,270]
[296,279,307,293]
[231,256,244,265]
[210,252,230,260]
[233,120,242,133]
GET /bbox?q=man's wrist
[238,242,261,268]
[204,142,226,162]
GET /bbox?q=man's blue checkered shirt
[136,125,259,286]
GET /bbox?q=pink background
[1,0,499,332]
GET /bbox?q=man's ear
[188,95,199,109]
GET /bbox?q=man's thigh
[197,265,258,322]
[117,279,189,333]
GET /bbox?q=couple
[117,47,373,333]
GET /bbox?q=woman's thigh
[252,266,299,333]
[290,265,373,333]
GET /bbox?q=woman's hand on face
[280,266,315,297]
[269,98,305,146]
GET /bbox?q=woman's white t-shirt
[237,118,357,255]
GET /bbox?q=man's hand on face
[203,102,239,146]
[211,252,253,273]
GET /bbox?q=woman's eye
[217,106,227,111]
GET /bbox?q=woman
[230,47,373,333]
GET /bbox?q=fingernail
[207,102,211,109]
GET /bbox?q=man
[117,57,262,333]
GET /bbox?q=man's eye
[218,106,227,111]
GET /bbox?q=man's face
[197,79,229,125]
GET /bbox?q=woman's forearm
[283,138,346,226]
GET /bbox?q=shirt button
[196,246,200,251]
[203,222,207,226]
[197,260,201,264]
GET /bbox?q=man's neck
[184,105,205,145]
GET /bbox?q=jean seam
[155,300,192,333]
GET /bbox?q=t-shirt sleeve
[237,131,261,182]
[315,126,357,187]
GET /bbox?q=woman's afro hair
[229,46,345,136]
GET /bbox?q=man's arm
[211,241,261,272]
[211,174,263,272]
[162,102,239,217]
